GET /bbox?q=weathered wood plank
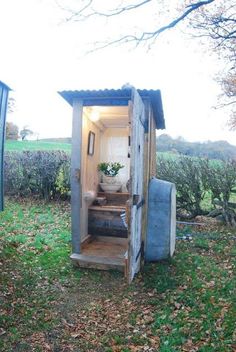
[71,99,83,254]
[97,192,129,205]
[70,254,125,272]
[81,235,93,249]
[141,101,151,255]
[89,205,126,212]
[149,111,157,178]
[81,236,127,257]
[128,89,145,283]
[70,236,127,271]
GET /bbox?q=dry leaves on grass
[61,291,160,351]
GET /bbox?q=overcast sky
[0,0,235,145]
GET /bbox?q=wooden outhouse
[0,81,11,211]
[59,87,170,282]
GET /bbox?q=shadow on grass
[142,259,178,293]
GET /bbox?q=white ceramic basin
[99,183,121,193]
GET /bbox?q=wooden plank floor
[70,236,128,272]
[82,236,127,258]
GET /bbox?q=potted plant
[98,162,124,192]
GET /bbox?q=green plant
[55,164,70,198]
[98,162,124,177]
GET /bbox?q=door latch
[75,168,80,181]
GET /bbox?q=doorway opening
[72,105,130,273]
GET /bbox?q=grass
[0,199,235,351]
[5,140,71,151]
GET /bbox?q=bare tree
[20,126,34,141]
[60,0,235,125]
[6,122,19,140]
[187,1,236,126]
[61,0,216,46]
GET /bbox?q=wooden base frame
[70,236,128,273]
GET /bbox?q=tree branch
[65,0,152,22]
[216,100,236,108]
[83,0,218,52]
[143,0,216,37]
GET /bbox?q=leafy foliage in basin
[98,162,124,177]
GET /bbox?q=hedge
[4,151,70,200]
[4,151,236,225]
[157,155,236,225]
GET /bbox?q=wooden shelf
[97,192,129,206]
[97,192,129,196]
[89,205,126,212]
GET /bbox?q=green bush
[157,156,209,217]
[205,159,236,226]
[4,151,70,200]
[157,155,236,225]
[4,150,236,225]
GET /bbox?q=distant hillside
[39,137,72,144]
[5,140,71,152]
[157,134,236,160]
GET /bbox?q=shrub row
[157,155,236,225]
[4,151,236,225]
[4,151,70,200]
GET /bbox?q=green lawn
[0,199,235,351]
[5,140,71,151]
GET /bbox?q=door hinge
[132,194,139,205]
[136,241,144,262]
[133,195,145,208]
[137,198,145,209]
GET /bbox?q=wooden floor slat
[70,237,128,272]
[70,253,125,271]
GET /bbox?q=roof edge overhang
[0,81,11,91]
[58,88,165,130]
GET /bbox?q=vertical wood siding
[128,89,145,283]
[71,99,83,253]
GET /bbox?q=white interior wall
[100,128,130,189]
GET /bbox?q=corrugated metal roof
[58,88,165,130]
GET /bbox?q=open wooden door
[128,88,145,283]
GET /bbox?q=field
[0,199,235,351]
[5,140,71,152]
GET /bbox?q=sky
[0,0,235,145]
